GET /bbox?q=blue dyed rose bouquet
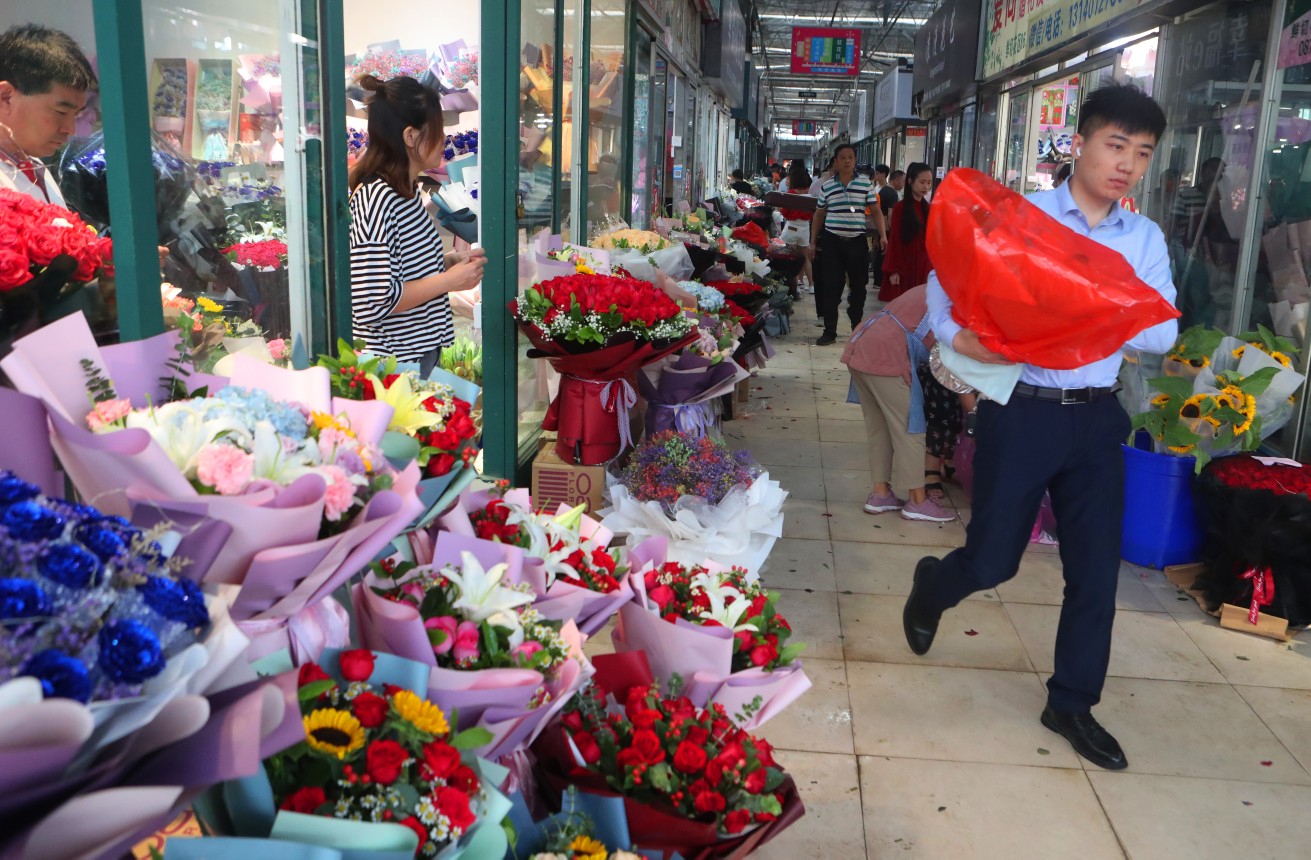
[601,432,787,575]
[0,471,288,858]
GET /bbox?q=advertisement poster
[790,27,862,76]
[1038,86,1067,128]
[1279,0,1311,68]
[792,120,819,135]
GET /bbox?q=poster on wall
[1038,87,1067,128]
[790,27,862,76]
[1279,0,1311,68]
[793,120,819,135]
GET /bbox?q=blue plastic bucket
[1121,443,1203,568]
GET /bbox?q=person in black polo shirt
[809,144,886,345]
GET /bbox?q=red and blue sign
[790,27,862,76]
[792,120,819,135]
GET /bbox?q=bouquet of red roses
[612,560,810,729]
[532,652,804,859]
[0,188,113,344]
[510,273,697,464]
[224,238,289,270]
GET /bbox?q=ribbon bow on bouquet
[1240,566,1275,624]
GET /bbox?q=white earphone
[1075,147,1082,157]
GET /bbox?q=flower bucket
[1121,442,1204,568]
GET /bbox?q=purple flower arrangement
[0,471,211,704]
[619,430,760,512]
[347,128,369,157]
[444,130,478,161]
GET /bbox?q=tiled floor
[615,306,1311,857]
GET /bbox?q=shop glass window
[974,94,1001,178]
[1242,51,1311,454]
[586,0,628,238]
[1151,0,1270,334]
[629,27,653,228]
[341,0,482,350]
[1116,36,1158,95]
[0,2,111,357]
[136,0,328,364]
[1003,87,1029,192]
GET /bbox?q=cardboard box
[532,443,607,514]
[735,378,750,405]
[1219,603,1292,642]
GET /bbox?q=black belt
[1012,382,1120,404]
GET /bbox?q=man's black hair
[1077,82,1165,142]
[889,169,905,181]
[875,163,891,176]
[834,143,856,157]
[0,24,97,95]
[731,169,744,179]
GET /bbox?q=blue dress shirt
[926,181,1180,389]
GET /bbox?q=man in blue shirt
[903,84,1179,771]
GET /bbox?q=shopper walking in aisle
[779,160,815,293]
[902,84,1179,771]
[348,75,485,374]
[880,162,934,303]
[810,144,886,345]
[842,284,956,523]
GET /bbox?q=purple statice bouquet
[618,431,759,512]
[602,432,786,576]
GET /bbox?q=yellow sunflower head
[304,708,366,759]
[1189,355,1210,369]
[570,835,608,860]
[1271,351,1292,368]
[1179,393,1210,419]
[1150,393,1171,408]
[197,296,223,314]
[1167,444,1196,455]
[1231,345,1247,360]
[391,689,449,737]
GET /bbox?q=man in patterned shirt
[809,144,887,345]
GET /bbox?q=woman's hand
[888,273,900,286]
[952,329,1014,364]
[444,247,486,268]
[444,256,486,293]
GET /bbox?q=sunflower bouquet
[202,647,511,859]
[1127,324,1306,472]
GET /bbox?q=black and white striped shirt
[816,174,880,238]
[348,177,453,360]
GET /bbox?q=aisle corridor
[720,315,1311,858]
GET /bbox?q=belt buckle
[1060,388,1088,405]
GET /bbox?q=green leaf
[776,643,807,665]
[647,762,674,792]
[1148,376,1195,400]
[1162,422,1199,447]
[1192,448,1212,474]
[298,680,336,702]
[450,726,494,750]
[1240,366,1280,396]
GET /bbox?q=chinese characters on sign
[912,0,983,110]
[791,27,863,76]
[1278,0,1311,68]
[981,0,1150,78]
[792,120,819,135]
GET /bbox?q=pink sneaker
[864,492,904,514]
[900,498,957,523]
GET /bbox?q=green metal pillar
[315,0,352,346]
[481,0,524,480]
[93,0,164,340]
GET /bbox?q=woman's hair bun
[357,74,386,93]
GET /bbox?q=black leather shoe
[903,556,942,655]
[815,333,837,346]
[1041,706,1128,770]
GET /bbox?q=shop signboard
[874,66,917,132]
[793,120,820,135]
[703,0,747,108]
[790,27,863,76]
[981,0,1153,79]
[1279,0,1311,68]
[913,0,983,110]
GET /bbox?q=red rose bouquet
[221,648,510,858]
[510,273,697,464]
[352,535,595,761]
[612,560,810,729]
[224,238,289,270]
[0,188,113,344]
[729,221,768,253]
[432,486,645,636]
[1193,455,1311,627]
[532,652,804,859]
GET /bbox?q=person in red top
[880,162,934,302]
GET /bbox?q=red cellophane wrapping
[514,320,695,465]
[926,168,1179,369]
[530,652,805,860]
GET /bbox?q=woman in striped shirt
[348,75,485,373]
